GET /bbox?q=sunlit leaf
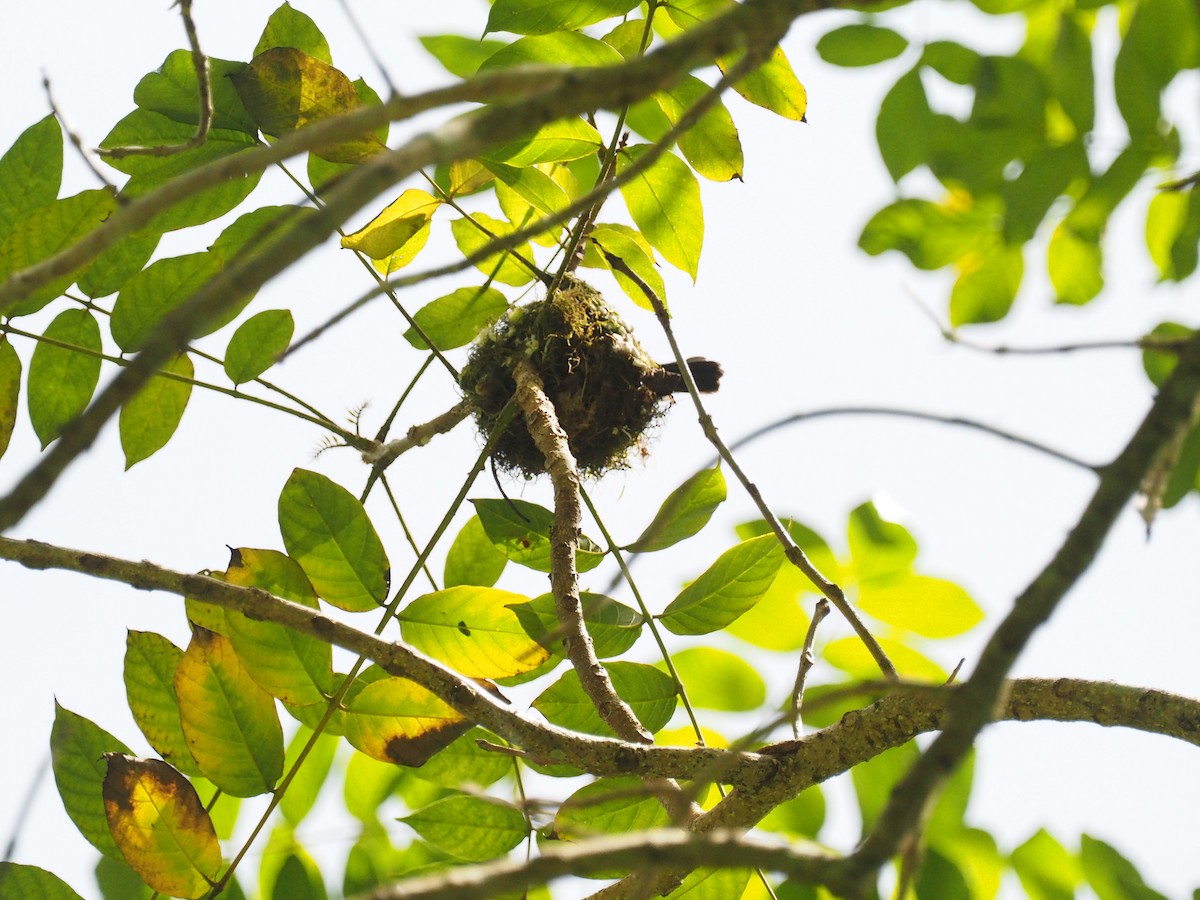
[78,233,160,300]
[419,34,508,78]
[479,31,624,69]
[1081,834,1169,900]
[665,868,751,898]
[0,863,84,899]
[224,310,293,385]
[858,574,983,639]
[659,534,783,635]
[450,213,538,287]
[402,796,528,861]
[585,222,667,311]
[655,77,744,182]
[668,647,765,711]
[398,585,550,678]
[627,467,726,552]
[1011,829,1080,900]
[720,46,807,121]
[618,145,703,279]
[511,592,644,658]
[722,565,812,651]
[343,672,471,766]
[818,24,908,67]
[27,309,102,448]
[403,286,509,351]
[848,500,918,582]
[533,661,677,736]
[102,754,222,899]
[278,468,391,612]
[555,776,670,875]
[119,352,194,468]
[410,728,511,789]
[232,47,384,163]
[0,115,62,240]
[50,704,133,860]
[223,547,333,706]
[341,189,440,264]
[124,632,198,777]
[757,787,825,839]
[1048,223,1102,306]
[254,2,332,62]
[481,118,604,168]
[950,242,1024,325]
[823,636,946,681]
[175,627,284,797]
[473,498,606,573]
[0,339,20,461]
[859,195,993,271]
[444,514,509,588]
[486,0,640,35]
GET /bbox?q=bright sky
[2,1,1198,897]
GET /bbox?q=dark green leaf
[110,253,224,351]
[876,68,931,182]
[472,498,606,573]
[255,2,332,63]
[921,41,982,85]
[1113,0,1198,136]
[915,849,971,899]
[224,310,294,384]
[403,286,509,351]
[0,863,85,900]
[134,52,256,133]
[478,32,624,69]
[0,115,62,241]
[1049,14,1095,133]
[1142,322,1192,387]
[512,592,644,658]
[817,24,908,67]
[626,466,726,552]
[27,309,102,448]
[1001,141,1088,244]
[50,703,133,859]
[78,233,160,300]
[1081,834,1168,900]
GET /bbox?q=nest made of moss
[459,278,667,478]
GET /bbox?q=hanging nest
[459,277,667,478]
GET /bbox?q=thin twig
[604,250,898,681]
[336,0,399,97]
[42,75,116,192]
[723,406,1101,474]
[99,0,213,159]
[361,399,473,478]
[790,599,830,739]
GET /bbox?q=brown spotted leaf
[343,673,473,767]
[102,754,221,899]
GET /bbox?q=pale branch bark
[0,0,825,314]
[360,399,472,468]
[98,0,212,159]
[790,599,829,738]
[364,829,839,900]
[724,406,1101,474]
[838,326,1200,895]
[0,0,822,533]
[3,536,1198,790]
[601,249,897,680]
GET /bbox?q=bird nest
[459,278,666,478]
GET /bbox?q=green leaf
[1001,141,1088,245]
[876,68,931,182]
[817,24,908,67]
[481,117,604,168]
[449,214,537,287]
[0,339,20,462]
[401,796,528,861]
[278,468,391,612]
[403,286,509,351]
[473,498,606,573]
[124,631,199,777]
[626,467,726,552]
[0,116,62,241]
[1011,829,1080,900]
[1048,224,1102,307]
[667,647,765,711]
[847,500,917,581]
[1114,0,1198,136]
[654,77,744,182]
[1081,834,1168,900]
[511,592,644,658]
[665,868,751,898]
[0,189,119,316]
[78,233,160,300]
[279,727,338,827]
[950,242,1024,325]
[119,352,194,468]
[479,31,624,69]
[399,585,551,678]
[27,309,102,448]
[134,52,257,133]
[255,2,332,63]
[410,728,512,789]
[175,627,284,797]
[824,636,946,681]
[859,196,993,270]
[444,515,508,588]
[659,534,783,635]
[555,776,671,875]
[858,574,983,638]
[50,703,133,860]
[111,252,246,352]
[533,661,677,736]
[489,162,572,218]
[757,787,825,839]
[224,310,294,384]
[1142,322,1192,388]
[486,0,640,35]
[852,740,917,835]
[0,863,85,899]
[223,547,332,706]
[618,145,703,279]
[1049,14,1095,133]
[721,46,807,121]
[586,222,667,311]
[94,855,153,900]
[915,849,971,900]
[419,35,509,78]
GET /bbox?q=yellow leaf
[341,189,440,269]
[344,674,474,766]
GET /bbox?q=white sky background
[1,1,1198,897]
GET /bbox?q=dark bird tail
[646,357,723,396]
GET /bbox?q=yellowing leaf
[617,146,703,280]
[102,754,221,899]
[720,46,808,122]
[231,47,384,163]
[1048,223,1102,306]
[858,574,983,639]
[343,674,471,766]
[175,628,284,797]
[398,585,550,678]
[341,189,441,269]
